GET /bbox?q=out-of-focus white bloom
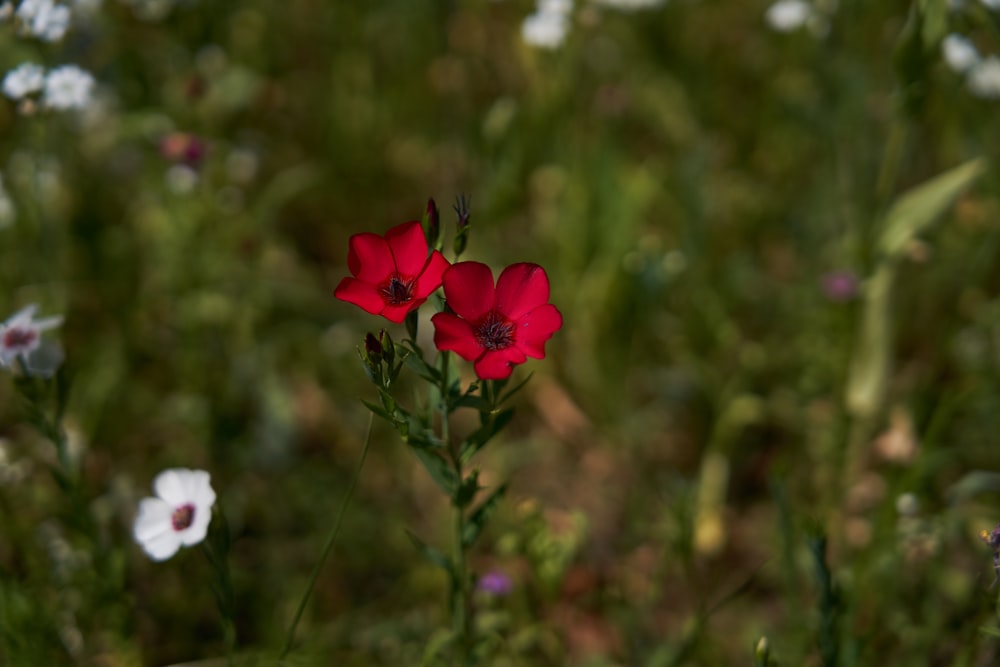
[590,0,665,9]
[765,0,813,32]
[942,34,980,73]
[522,0,572,49]
[0,304,62,369]
[522,10,568,48]
[2,63,45,100]
[133,468,216,561]
[981,0,1000,9]
[43,65,94,110]
[166,164,199,194]
[15,0,71,41]
[968,56,1000,98]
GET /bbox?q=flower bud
[378,328,395,369]
[452,194,471,257]
[364,332,383,362]
[422,198,440,248]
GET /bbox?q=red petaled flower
[334,221,450,323]
[432,262,563,380]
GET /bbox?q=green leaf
[412,448,457,495]
[361,399,395,423]
[948,471,1000,503]
[918,0,948,52]
[420,628,457,666]
[461,409,515,462]
[453,469,480,509]
[844,264,894,418]
[405,352,441,383]
[878,157,986,260]
[499,372,533,405]
[451,393,491,411]
[406,529,453,575]
[462,483,508,547]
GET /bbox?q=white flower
[522,10,569,48]
[15,0,70,41]
[0,304,62,368]
[42,65,94,110]
[981,0,1000,9]
[590,0,665,9]
[942,34,980,73]
[968,56,1000,98]
[765,0,813,32]
[133,468,216,561]
[2,63,45,100]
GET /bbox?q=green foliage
[3,0,1000,664]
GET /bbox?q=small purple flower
[821,270,859,302]
[477,570,512,596]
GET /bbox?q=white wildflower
[942,34,980,73]
[522,0,572,49]
[2,63,45,100]
[15,0,71,41]
[590,0,665,9]
[133,468,216,561]
[43,65,94,110]
[968,56,1000,98]
[0,304,62,369]
[765,0,813,32]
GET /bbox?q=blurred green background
[4,0,1000,664]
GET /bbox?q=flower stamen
[379,275,415,305]
[171,503,196,531]
[475,310,515,351]
[2,328,37,349]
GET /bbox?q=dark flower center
[379,275,415,305]
[2,327,37,349]
[475,310,515,351]
[171,504,196,531]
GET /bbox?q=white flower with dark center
[133,468,216,561]
[2,63,45,100]
[0,304,62,368]
[42,65,94,110]
[968,56,1000,98]
[942,34,980,73]
[765,0,813,32]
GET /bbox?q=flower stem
[451,497,468,664]
[279,411,375,662]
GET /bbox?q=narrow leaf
[879,157,986,260]
[412,448,457,495]
[463,483,508,547]
[406,529,453,575]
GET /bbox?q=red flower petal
[347,232,395,284]
[380,300,424,323]
[413,250,450,300]
[431,312,483,361]
[495,263,551,320]
[514,303,563,359]
[442,262,496,321]
[386,221,430,278]
[334,277,386,316]
[474,347,527,380]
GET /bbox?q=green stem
[451,498,468,663]
[439,350,469,663]
[279,411,375,662]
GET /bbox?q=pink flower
[432,262,563,380]
[334,221,450,323]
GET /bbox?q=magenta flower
[432,262,563,380]
[334,221,450,323]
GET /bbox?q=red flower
[334,221,450,323]
[432,262,563,380]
